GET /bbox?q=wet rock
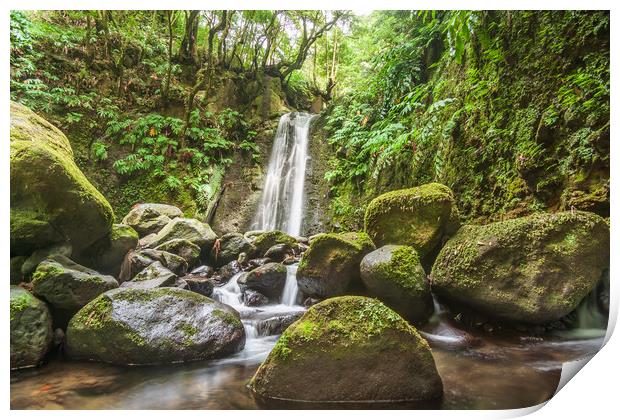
[210,233,256,267]
[431,211,610,324]
[217,260,242,282]
[120,261,177,290]
[303,297,321,308]
[243,289,269,307]
[249,296,443,402]
[364,183,460,265]
[247,258,272,269]
[182,275,215,297]
[10,101,114,257]
[296,232,375,298]
[360,245,433,323]
[121,203,182,236]
[255,312,304,336]
[147,218,217,250]
[32,255,118,314]
[237,252,250,266]
[21,243,73,278]
[124,249,188,278]
[76,224,138,276]
[190,265,215,278]
[282,256,298,265]
[264,243,294,262]
[10,286,53,369]
[251,230,298,257]
[66,287,245,365]
[238,263,287,300]
[154,239,201,269]
[138,233,158,248]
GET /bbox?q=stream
[10,111,608,409]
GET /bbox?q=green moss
[374,246,427,292]
[252,230,298,256]
[10,290,34,321]
[31,264,64,285]
[212,309,243,329]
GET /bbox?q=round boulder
[237,262,287,300]
[249,296,443,402]
[296,232,375,298]
[10,286,53,369]
[430,211,610,324]
[361,245,433,323]
[364,183,460,263]
[251,230,298,257]
[154,239,201,269]
[65,287,245,365]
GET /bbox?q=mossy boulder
[32,255,118,314]
[430,211,610,324]
[20,243,72,278]
[237,262,287,300]
[360,245,433,323]
[10,101,114,257]
[65,287,245,365]
[121,203,183,236]
[296,232,375,298]
[363,183,460,263]
[147,218,217,250]
[77,224,138,276]
[210,233,256,267]
[119,249,188,282]
[249,296,442,402]
[120,261,177,289]
[10,286,53,369]
[154,239,201,269]
[251,230,298,257]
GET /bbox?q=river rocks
[237,263,287,300]
[119,249,188,282]
[361,245,433,323]
[430,211,610,324]
[77,224,138,276]
[296,232,375,298]
[10,101,114,257]
[21,242,72,278]
[65,287,245,365]
[122,203,183,236]
[32,255,119,313]
[120,261,177,289]
[10,286,53,369]
[264,243,294,262]
[147,218,217,250]
[210,233,256,267]
[251,230,298,257]
[249,296,443,402]
[363,183,460,263]
[255,312,304,336]
[217,260,242,283]
[243,289,269,306]
[154,239,201,269]
[182,275,215,297]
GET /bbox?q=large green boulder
[147,218,217,250]
[122,203,183,237]
[249,296,443,402]
[296,232,375,298]
[360,245,433,323]
[32,255,118,314]
[363,183,460,263]
[430,211,610,324]
[65,288,245,365]
[77,224,138,276]
[10,286,53,369]
[10,101,114,257]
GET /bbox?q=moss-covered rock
[154,239,201,269]
[430,211,609,324]
[296,232,375,298]
[32,255,118,314]
[10,101,114,257]
[249,296,442,402]
[237,262,287,300]
[209,233,256,267]
[10,286,53,369]
[77,224,138,276]
[121,203,183,236]
[20,243,72,278]
[363,183,460,264]
[147,218,217,251]
[251,230,298,257]
[360,245,433,323]
[120,261,177,289]
[65,287,245,365]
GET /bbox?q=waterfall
[253,112,316,236]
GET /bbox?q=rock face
[65,288,245,365]
[251,230,298,257]
[147,218,217,250]
[122,203,183,236]
[296,232,375,298]
[363,183,460,262]
[154,239,201,269]
[430,211,610,324]
[10,101,114,256]
[10,286,53,369]
[237,263,287,300]
[77,224,138,276]
[32,255,118,313]
[361,245,433,322]
[210,233,255,267]
[249,296,443,402]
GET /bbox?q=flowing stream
[10,111,608,409]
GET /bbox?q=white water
[253,112,316,236]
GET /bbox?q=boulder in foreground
[249,296,443,402]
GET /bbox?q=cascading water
[212,112,314,364]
